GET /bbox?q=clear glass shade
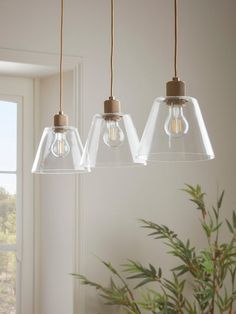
[81,113,146,168]
[32,126,89,174]
[137,96,214,162]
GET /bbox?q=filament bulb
[51,131,70,158]
[164,105,189,138]
[103,120,125,148]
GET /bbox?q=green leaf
[72,184,236,314]
[102,260,118,275]
[212,222,223,232]
[217,190,225,209]
[226,219,234,233]
[233,211,236,229]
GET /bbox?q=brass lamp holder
[104,96,121,121]
[166,77,185,96]
[54,111,68,131]
[166,77,186,105]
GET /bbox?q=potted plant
[73,185,236,313]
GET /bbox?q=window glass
[0,100,17,314]
[0,101,17,171]
[0,174,16,245]
[0,251,16,314]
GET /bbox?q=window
[0,99,20,314]
[0,77,34,314]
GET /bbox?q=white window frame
[0,48,83,314]
[0,94,23,313]
[0,76,34,314]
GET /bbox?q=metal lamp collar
[54,111,68,129]
[104,96,121,121]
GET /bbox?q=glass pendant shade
[81,113,146,168]
[137,96,214,162]
[32,126,89,174]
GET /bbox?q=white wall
[38,72,76,314]
[0,1,236,313]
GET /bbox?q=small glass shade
[81,113,146,168]
[137,96,214,162]
[32,126,89,174]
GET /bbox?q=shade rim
[43,125,79,131]
[32,168,91,174]
[137,152,215,163]
[94,112,130,118]
[154,95,197,102]
[83,160,147,168]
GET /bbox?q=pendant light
[137,0,214,162]
[32,0,89,174]
[81,0,146,168]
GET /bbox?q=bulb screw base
[104,97,121,121]
[54,112,68,131]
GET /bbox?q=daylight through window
[0,100,18,314]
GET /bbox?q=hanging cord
[59,0,64,113]
[174,0,178,78]
[110,0,114,97]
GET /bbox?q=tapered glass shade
[137,96,214,162]
[32,126,89,174]
[81,113,146,168]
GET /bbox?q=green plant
[73,185,236,313]
[0,187,16,313]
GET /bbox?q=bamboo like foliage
[73,185,236,313]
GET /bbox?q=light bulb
[164,105,189,138]
[51,131,70,158]
[103,120,125,148]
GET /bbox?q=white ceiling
[0,61,58,78]
[0,48,82,78]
